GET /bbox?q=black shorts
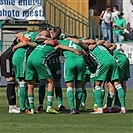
[1,47,14,78]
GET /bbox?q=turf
[0,87,133,133]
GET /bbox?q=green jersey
[57,40,83,59]
[112,49,126,59]
[12,31,40,78]
[22,31,39,42]
[12,31,39,59]
[91,45,114,64]
[91,45,119,82]
[26,44,54,81]
[28,44,54,61]
[57,39,85,82]
[113,17,126,35]
[112,49,130,80]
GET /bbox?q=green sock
[47,91,54,107]
[115,84,125,107]
[55,85,63,107]
[19,82,27,111]
[95,86,102,108]
[28,94,34,109]
[81,88,87,106]
[114,92,121,107]
[106,92,115,108]
[66,87,75,110]
[92,88,97,105]
[25,87,30,109]
[75,88,83,109]
[39,84,45,106]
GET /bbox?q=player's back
[58,40,83,59]
[29,44,55,60]
[91,45,114,63]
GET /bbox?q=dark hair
[106,5,111,9]
[118,12,124,16]
[66,35,78,38]
[113,5,119,10]
[53,27,61,37]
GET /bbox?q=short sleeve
[123,19,126,26]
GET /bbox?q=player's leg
[36,79,46,112]
[48,60,66,111]
[19,79,30,113]
[25,59,38,114]
[27,80,35,114]
[12,58,28,113]
[1,53,20,113]
[75,59,85,113]
[113,55,130,110]
[80,82,87,110]
[104,82,115,113]
[66,82,76,114]
[36,61,59,114]
[75,81,83,113]
[91,81,103,113]
[100,81,105,104]
[91,61,112,114]
[113,81,126,113]
[54,81,66,111]
[111,60,126,113]
[46,78,59,114]
[90,74,97,111]
[80,68,90,110]
[6,77,20,113]
[64,59,76,114]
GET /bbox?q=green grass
[0,87,133,133]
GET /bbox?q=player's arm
[64,37,81,44]
[12,42,37,52]
[96,39,105,45]
[64,37,88,50]
[44,39,58,46]
[82,39,95,44]
[55,44,82,55]
[100,41,116,53]
[108,43,117,52]
[64,37,96,48]
[15,31,26,38]
[35,36,50,42]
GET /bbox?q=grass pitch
[0,87,133,133]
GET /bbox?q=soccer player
[44,38,86,114]
[12,31,40,114]
[26,33,81,114]
[1,39,20,113]
[67,38,105,112]
[74,39,126,114]
[36,27,66,113]
[102,42,130,113]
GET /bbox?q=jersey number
[69,41,77,49]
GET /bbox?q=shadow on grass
[127,109,133,113]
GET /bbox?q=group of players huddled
[0,27,130,114]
